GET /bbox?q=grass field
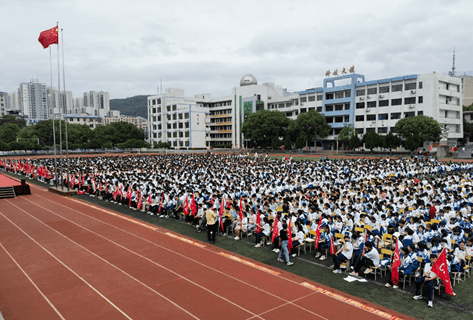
[8,173,473,320]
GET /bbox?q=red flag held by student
[391,240,401,285]
[314,218,323,249]
[271,214,279,243]
[183,197,189,215]
[238,197,243,221]
[210,195,214,205]
[38,26,59,49]
[137,192,143,211]
[191,193,197,216]
[256,210,261,233]
[287,217,293,249]
[431,249,455,296]
[329,234,335,255]
[219,197,225,231]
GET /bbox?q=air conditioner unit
[409,105,415,108]
[366,108,371,112]
[379,95,384,99]
[411,90,416,94]
[359,97,364,100]
[372,120,376,124]
[367,95,371,99]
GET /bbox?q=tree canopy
[241,110,290,148]
[295,110,331,145]
[338,124,356,143]
[394,115,442,150]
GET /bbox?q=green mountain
[110,95,148,118]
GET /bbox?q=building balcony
[210,113,231,118]
[210,121,232,125]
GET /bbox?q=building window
[367,101,376,108]
[356,102,365,109]
[317,107,322,112]
[418,96,423,104]
[317,95,323,101]
[356,115,364,122]
[391,98,402,106]
[335,91,344,99]
[308,95,315,102]
[391,113,401,119]
[335,104,343,111]
[300,97,307,103]
[404,112,415,118]
[172,114,177,120]
[378,113,388,120]
[179,113,183,120]
[345,90,351,97]
[185,131,189,137]
[379,86,390,93]
[167,106,171,112]
[392,84,403,92]
[167,132,171,138]
[326,93,334,100]
[356,128,364,134]
[172,105,177,111]
[404,97,416,104]
[405,83,416,90]
[367,88,377,95]
[379,100,389,107]
[378,127,388,134]
[367,114,376,121]
[356,89,365,96]
[185,113,189,119]
[325,105,333,112]
[419,82,423,89]
[335,116,343,123]
[417,111,423,116]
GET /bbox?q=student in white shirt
[413,254,439,308]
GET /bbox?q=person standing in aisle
[206,204,218,244]
[277,223,293,266]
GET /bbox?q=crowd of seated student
[5,154,473,306]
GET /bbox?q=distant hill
[110,95,148,118]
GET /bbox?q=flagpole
[56,22,64,189]
[50,46,58,187]
[61,28,70,191]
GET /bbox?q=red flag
[329,234,335,255]
[287,218,293,249]
[391,240,401,285]
[429,145,432,151]
[256,210,261,233]
[219,197,225,231]
[38,26,59,49]
[147,192,152,204]
[210,195,214,205]
[314,218,323,249]
[158,193,164,213]
[191,193,197,216]
[238,198,243,221]
[183,197,189,215]
[431,249,454,296]
[137,192,143,211]
[271,214,279,243]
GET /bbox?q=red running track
[0,182,412,320]
[0,173,20,187]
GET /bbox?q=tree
[0,114,26,128]
[117,139,151,149]
[93,121,144,148]
[0,123,21,143]
[241,110,290,148]
[384,131,401,152]
[394,115,442,151]
[460,119,473,145]
[295,110,330,148]
[338,124,356,144]
[363,130,381,152]
[348,134,362,150]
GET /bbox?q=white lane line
[7,199,245,320]
[0,211,133,320]
[21,195,329,319]
[0,243,66,320]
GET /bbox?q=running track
[0,180,411,320]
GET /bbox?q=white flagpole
[51,35,58,187]
[56,22,63,189]
[61,28,70,191]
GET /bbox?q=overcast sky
[1,0,472,100]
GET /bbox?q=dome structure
[240,74,257,86]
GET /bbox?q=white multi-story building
[146,72,465,150]
[147,88,210,148]
[83,91,110,117]
[18,79,48,124]
[459,75,473,107]
[0,92,7,117]
[6,91,19,111]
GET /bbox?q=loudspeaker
[21,179,26,186]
